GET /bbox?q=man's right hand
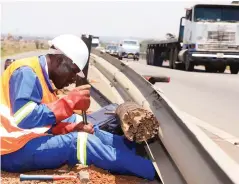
[71,84,91,111]
[68,89,90,111]
[47,84,91,122]
[72,84,91,92]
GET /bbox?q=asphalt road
[125,58,239,138]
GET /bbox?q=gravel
[1,164,145,184]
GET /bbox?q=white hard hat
[48,34,89,75]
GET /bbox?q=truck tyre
[134,57,139,61]
[217,65,226,73]
[205,65,211,72]
[150,49,155,65]
[185,52,194,71]
[178,63,185,70]
[148,49,151,65]
[146,49,149,65]
[205,65,216,73]
[118,56,122,60]
[230,64,239,74]
[172,48,178,69]
[169,49,174,69]
[156,56,164,67]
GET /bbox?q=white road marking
[181,111,239,147]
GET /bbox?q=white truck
[146,3,239,74]
[118,39,140,60]
[91,36,100,48]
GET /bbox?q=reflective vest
[0,56,58,155]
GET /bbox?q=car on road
[105,45,119,57]
[95,46,106,53]
[118,39,140,61]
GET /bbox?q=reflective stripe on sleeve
[77,132,88,165]
[13,101,37,125]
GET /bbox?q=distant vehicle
[118,39,140,60]
[146,3,239,74]
[95,46,106,53]
[105,45,119,57]
[91,36,100,48]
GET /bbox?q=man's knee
[86,133,117,163]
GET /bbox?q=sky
[1,0,232,39]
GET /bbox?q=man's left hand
[73,122,94,134]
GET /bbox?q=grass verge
[1,40,49,58]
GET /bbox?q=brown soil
[1,164,145,184]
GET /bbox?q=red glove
[51,122,76,135]
[47,88,90,122]
[52,122,94,135]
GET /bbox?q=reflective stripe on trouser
[77,132,88,165]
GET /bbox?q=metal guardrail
[90,49,239,184]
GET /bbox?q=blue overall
[1,127,155,180]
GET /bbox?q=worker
[0,34,156,180]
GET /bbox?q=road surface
[125,59,239,138]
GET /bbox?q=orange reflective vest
[0,56,58,155]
